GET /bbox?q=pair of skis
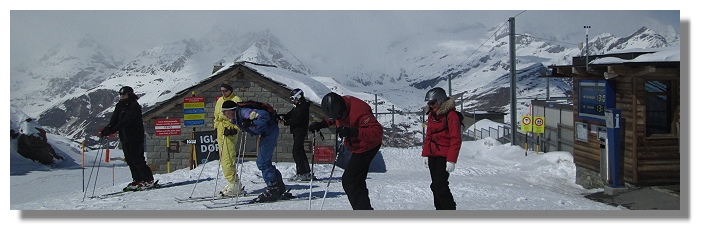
[87,181,184,199]
[202,191,317,209]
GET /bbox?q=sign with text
[578,80,607,121]
[192,130,219,165]
[521,116,533,132]
[184,97,205,126]
[155,119,182,136]
[533,117,545,134]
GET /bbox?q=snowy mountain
[9,25,679,144]
[235,30,311,75]
[10,34,123,117]
[21,31,313,144]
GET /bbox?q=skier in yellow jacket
[214,82,243,196]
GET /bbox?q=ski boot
[220,182,246,197]
[288,172,317,182]
[123,181,141,191]
[256,180,286,202]
[135,180,157,191]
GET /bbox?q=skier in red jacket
[421,87,460,210]
[308,92,383,210]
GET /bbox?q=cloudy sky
[9,8,682,68]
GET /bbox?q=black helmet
[119,86,134,95]
[222,100,237,111]
[290,88,304,102]
[321,92,347,120]
[425,87,448,103]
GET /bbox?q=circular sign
[522,117,532,125]
[534,117,544,126]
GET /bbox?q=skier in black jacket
[281,89,316,181]
[100,86,155,191]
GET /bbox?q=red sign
[155,119,182,136]
[314,146,335,162]
[184,97,205,103]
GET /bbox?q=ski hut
[140,62,335,174]
[545,49,680,188]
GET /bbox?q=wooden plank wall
[631,73,680,185]
[572,69,679,186]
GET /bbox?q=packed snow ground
[11,132,618,211]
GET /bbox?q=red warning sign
[155,119,182,136]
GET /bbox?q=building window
[645,80,676,136]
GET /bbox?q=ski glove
[241,119,254,128]
[337,126,358,138]
[308,121,327,133]
[423,157,429,168]
[446,162,456,173]
[223,128,238,136]
[99,127,112,137]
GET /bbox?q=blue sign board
[578,80,607,120]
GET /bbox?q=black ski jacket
[283,99,310,135]
[105,97,145,144]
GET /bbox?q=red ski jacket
[324,95,383,153]
[422,99,462,163]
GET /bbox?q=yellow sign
[184,102,204,109]
[521,116,533,132]
[533,117,545,134]
[184,113,205,121]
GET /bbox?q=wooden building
[141,62,335,174]
[546,51,680,188]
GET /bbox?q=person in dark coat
[100,86,155,191]
[222,100,287,202]
[308,92,383,210]
[421,87,460,210]
[281,88,315,181]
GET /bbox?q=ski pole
[234,133,247,204]
[309,131,316,210]
[82,141,85,192]
[320,136,345,210]
[213,153,222,197]
[90,138,108,197]
[309,130,325,210]
[187,148,214,198]
[82,138,106,201]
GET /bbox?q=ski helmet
[119,86,134,95]
[425,87,448,104]
[222,100,237,111]
[321,92,347,120]
[290,88,304,102]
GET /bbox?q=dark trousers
[428,156,456,210]
[292,131,311,175]
[122,141,154,182]
[341,144,381,210]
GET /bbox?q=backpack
[430,110,465,134]
[236,100,278,125]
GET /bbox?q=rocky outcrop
[11,117,63,165]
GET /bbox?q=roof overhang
[543,61,679,78]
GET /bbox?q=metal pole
[448,74,452,97]
[509,17,517,145]
[391,105,395,138]
[584,25,591,71]
[374,94,378,116]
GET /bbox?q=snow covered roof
[589,46,680,65]
[141,61,331,122]
[545,46,680,78]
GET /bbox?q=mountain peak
[235,30,311,75]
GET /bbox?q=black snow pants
[123,140,154,182]
[341,144,381,210]
[292,130,311,175]
[428,156,456,210]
